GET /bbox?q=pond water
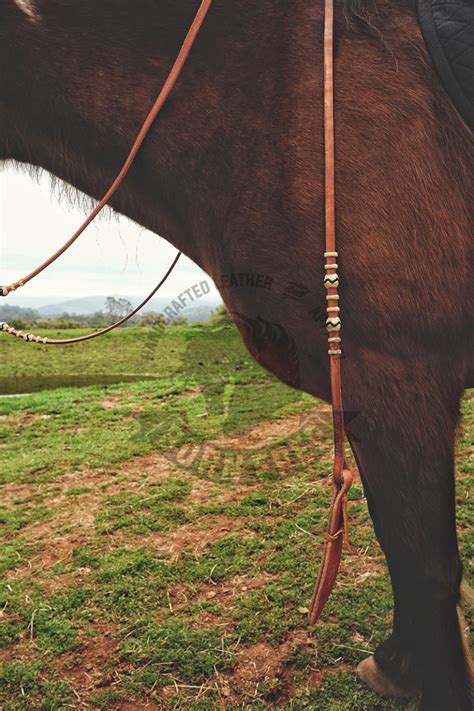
[0,373,157,396]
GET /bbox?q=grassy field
[0,325,472,710]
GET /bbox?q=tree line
[0,299,231,330]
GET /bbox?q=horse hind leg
[343,356,473,710]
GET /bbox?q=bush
[137,312,167,327]
[210,305,231,325]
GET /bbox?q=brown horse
[1,1,472,708]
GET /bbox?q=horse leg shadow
[343,356,473,710]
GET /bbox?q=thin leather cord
[323,0,345,482]
[0,0,213,345]
[1,252,181,345]
[1,0,212,296]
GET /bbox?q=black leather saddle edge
[418,0,474,131]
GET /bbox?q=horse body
[1,1,472,708]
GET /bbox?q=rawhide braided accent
[324,251,342,355]
[0,323,48,344]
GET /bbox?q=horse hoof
[356,656,417,700]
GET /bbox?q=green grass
[0,324,471,709]
[0,324,260,381]
[0,326,313,486]
[0,660,73,710]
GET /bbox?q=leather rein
[309,0,353,624]
[0,0,351,623]
[0,0,213,345]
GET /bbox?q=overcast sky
[0,165,218,309]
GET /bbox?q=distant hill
[0,304,41,322]
[37,296,109,316]
[1,294,222,323]
[183,304,219,323]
